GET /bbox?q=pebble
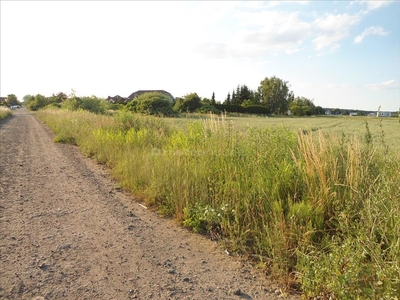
[233,288,242,295]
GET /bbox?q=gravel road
[0,108,299,300]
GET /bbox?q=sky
[1,1,399,111]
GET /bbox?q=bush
[0,106,12,120]
[173,93,202,112]
[125,92,175,116]
[61,96,108,114]
[196,103,221,114]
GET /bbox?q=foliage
[6,94,21,107]
[214,103,270,114]
[125,92,175,116]
[289,96,316,116]
[196,103,220,114]
[258,76,294,114]
[25,94,48,111]
[0,106,13,120]
[173,93,202,112]
[24,93,110,113]
[36,109,400,298]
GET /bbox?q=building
[377,111,392,117]
[106,95,128,104]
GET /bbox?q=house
[349,112,358,116]
[325,109,332,115]
[106,95,128,104]
[377,111,392,117]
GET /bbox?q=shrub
[173,93,202,112]
[0,106,12,120]
[196,103,221,114]
[125,92,175,116]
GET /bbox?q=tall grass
[36,108,400,299]
[0,106,12,121]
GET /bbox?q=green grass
[0,106,13,121]
[36,108,400,299]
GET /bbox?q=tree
[173,93,202,113]
[211,92,216,105]
[231,90,236,105]
[258,76,294,114]
[289,97,316,116]
[315,106,325,115]
[25,94,47,111]
[49,92,68,103]
[224,93,231,105]
[125,92,175,116]
[6,94,20,106]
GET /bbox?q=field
[169,113,400,150]
[36,109,400,299]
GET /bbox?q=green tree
[23,94,34,104]
[25,94,47,111]
[49,92,68,104]
[231,90,236,105]
[173,93,202,113]
[238,85,251,104]
[224,93,231,105]
[258,76,294,114]
[315,106,325,115]
[126,92,175,116]
[6,94,20,106]
[211,92,216,105]
[289,97,316,116]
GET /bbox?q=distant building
[349,112,358,116]
[106,95,128,104]
[325,109,332,115]
[377,111,392,117]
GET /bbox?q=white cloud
[366,79,399,90]
[235,11,311,54]
[313,13,361,51]
[354,26,389,43]
[285,47,305,54]
[357,0,392,12]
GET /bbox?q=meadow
[36,109,400,299]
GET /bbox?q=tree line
[214,76,323,116]
[19,76,324,117]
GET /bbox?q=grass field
[36,109,400,299]
[169,113,400,151]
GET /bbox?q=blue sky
[1,1,399,111]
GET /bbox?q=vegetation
[174,93,202,113]
[24,92,110,113]
[36,108,400,299]
[125,92,176,116]
[0,106,13,120]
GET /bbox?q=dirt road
[0,108,298,299]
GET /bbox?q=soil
[0,108,300,300]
